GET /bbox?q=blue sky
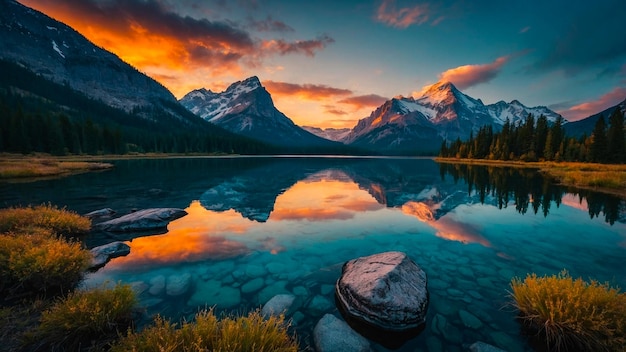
[22,0,626,127]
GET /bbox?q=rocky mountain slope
[180,77,340,148]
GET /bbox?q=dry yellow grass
[436,158,626,198]
[510,271,626,351]
[0,204,91,236]
[0,157,112,180]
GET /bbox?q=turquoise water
[1,157,625,351]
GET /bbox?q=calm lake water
[1,157,625,351]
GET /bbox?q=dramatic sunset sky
[21,0,626,128]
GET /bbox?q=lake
[1,156,625,351]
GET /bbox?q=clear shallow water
[1,157,625,351]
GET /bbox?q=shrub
[111,309,298,352]
[30,283,136,351]
[0,231,91,296]
[510,270,626,351]
[0,204,91,236]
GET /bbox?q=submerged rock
[261,294,297,318]
[314,314,371,352]
[84,208,116,219]
[335,251,428,331]
[469,341,508,352]
[94,208,187,232]
[166,273,192,296]
[89,241,130,270]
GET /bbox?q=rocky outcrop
[84,208,116,219]
[89,241,130,270]
[94,208,187,232]
[335,251,428,331]
[313,314,371,352]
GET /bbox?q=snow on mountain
[180,78,339,147]
[342,81,562,153]
[302,126,351,142]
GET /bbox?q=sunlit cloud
[338,94,389,110]
[324,107,349,116]
[436,56,511,90]
[519,26,531,33]
[557,86,626,121]
[260,35,335,57]
[263,80,353,100]
[375,0,432,28]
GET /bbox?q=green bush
[111,309,298,352]
[0,204,91,236]
[30,283,136,351]
[0,230,91,296]
[510,271,626,351]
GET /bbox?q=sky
[20,0,626,128]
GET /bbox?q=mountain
[341,81,562,154]
[0,0,270,155]
[301,126,351,142]
[180,78,339,148]
[564,98,626,137]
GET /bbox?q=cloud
[375,0,432,28]
[557,87,626,121]
[247,15,294,32]
[519,26,531,33]
[338,94,389,109]
[20,0,334,88]
[261,35,335,57]
[531,2,626,75]
[324,107,349,115]
[263,80,353,100]
[437,56,511,90]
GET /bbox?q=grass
[0,155,113,180]
[510,271,626,351]
[435,158,626,198]
[27,283,137,351]
[0,203,91,236]
[111,309,298,352]
[0,230,92,297]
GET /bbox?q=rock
[261,294,296,318]
[211,286,241,309]
[335,251,428,331]
[149,275,166,295]
[95,208,187,232]
[257,280,288,304]
[459,310,483,329]
[314,314,371,352]
[241,278,265,294]
[89,241,130,269]
[431,313,448,335]
[166,273,192,296]
[307,295,333,316]
[469,341,508,352]
[84,208,116,219]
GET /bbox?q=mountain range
[2,0,622,156]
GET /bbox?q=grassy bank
[435,158,626,198]
[0,154,113,180]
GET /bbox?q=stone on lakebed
[89,241,130,270]
[335,251,428,332]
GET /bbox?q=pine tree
[590,115,608,163]
[606,108,625,163]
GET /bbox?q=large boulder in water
[94,208,187,232]
[89,241,130,270]
[335,251,428,331]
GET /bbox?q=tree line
[439,108,625,163]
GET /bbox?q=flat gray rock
[469,341,508,352]
[314,314,371,352]
[94,208,187,232]
[89,241,130,269]
[336,251,428,331]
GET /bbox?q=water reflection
[438,162,626,225]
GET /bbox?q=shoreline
[435,157,626,199]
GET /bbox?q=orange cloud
[376,0,432,28]
[263,80,353,100]
[338,94,389,109]
[261,35,335,57]
[437,56,511,90]
[557,86,626,121]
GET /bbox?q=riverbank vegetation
[439,108,625,164]
[510,271,626,351]
[0,155,113,180]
